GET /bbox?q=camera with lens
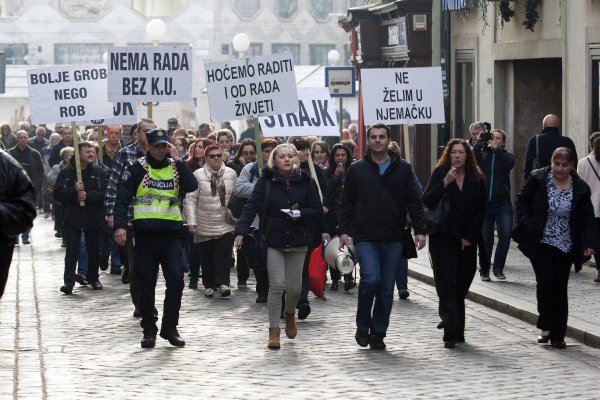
[478,122,493,143]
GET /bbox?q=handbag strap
[587,156,600,182]
[260,179,271,233]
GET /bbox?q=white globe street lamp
[146,18,167,46]
[232,33,250,58]
[327,49,340,66]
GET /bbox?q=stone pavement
[1,218,600,399]
[408,240,600,348]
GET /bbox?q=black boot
[141,332,156,348]
[160,326,185,347]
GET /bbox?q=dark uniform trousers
[125,228,140,308]
[135,230,185,334]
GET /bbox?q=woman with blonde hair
[234,143,324,349]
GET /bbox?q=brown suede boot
[268,328,281,349]
[284,312,297,339]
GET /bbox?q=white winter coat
[184,163,238,240]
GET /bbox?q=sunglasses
[207,153,223,159]
[242,152,256,156]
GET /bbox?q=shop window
[0,0,23,17]
[274,0,297,20]
[132,0,186,17]
[272,43,300,65]
[232,0,260,19]
[0,44,28,65]
[310,0,332,21]
[591,45,600,133]
[59,0,109,19]
[233,43,263,58]
[454,50,474,139]
[309,44,335,65]
[54,43,111,65]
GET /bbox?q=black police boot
[160,326,185,347]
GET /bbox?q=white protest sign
[361,67,445,125]
[259,87,338,137]
[27,65,114,125]
[108,46,192,102]
[80,102,138,125]
[204,53,298,122]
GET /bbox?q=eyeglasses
[242,152,256,156]
[207,153,223,159]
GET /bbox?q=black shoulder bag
[240,179,271,271]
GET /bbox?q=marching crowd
[1,113,599,351]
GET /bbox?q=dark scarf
[209,165,226,206]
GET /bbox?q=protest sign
[27,65,114,124]
[204,53,298,122]
[108,46,192,102]
[80,102,137,125]
[361,67,445,125]
[259,87,338,137]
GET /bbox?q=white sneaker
[218,285,231,297]
[204,288,214,297]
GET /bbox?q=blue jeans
[396,258,408,290]
[78,232,88,275]
[355,241,403,338]
[480,201,513,275]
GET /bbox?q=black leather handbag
[424,194,450,234]
[240,179,271,270]
[402,225,418,259]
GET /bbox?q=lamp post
[327,49,343,140]
[232,33,263,173]
[145,19,167,118]
[232,33,250,58]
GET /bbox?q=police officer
[114,128,198,348]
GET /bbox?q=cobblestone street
[2,218,600,399]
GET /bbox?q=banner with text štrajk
[259,87,338,137]
[80,102,138,125]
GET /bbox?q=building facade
[447,0,600,196]
[0,0,361,126]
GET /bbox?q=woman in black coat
[234,143,325,350]
[325,143,354,290]
[423,138,487,348]
[513,147,596,348]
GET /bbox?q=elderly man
[28,126,49,153]
[523,114,577,180]
[101,124,123,168]
[8,130,44,244]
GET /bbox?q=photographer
[473,127,515,281]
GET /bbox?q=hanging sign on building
[204,52,298,122]
[80,102,138,125]
[107,46,193,102]
[259,87,339,137]
[361,67,445,125]
[27,65,114,124]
